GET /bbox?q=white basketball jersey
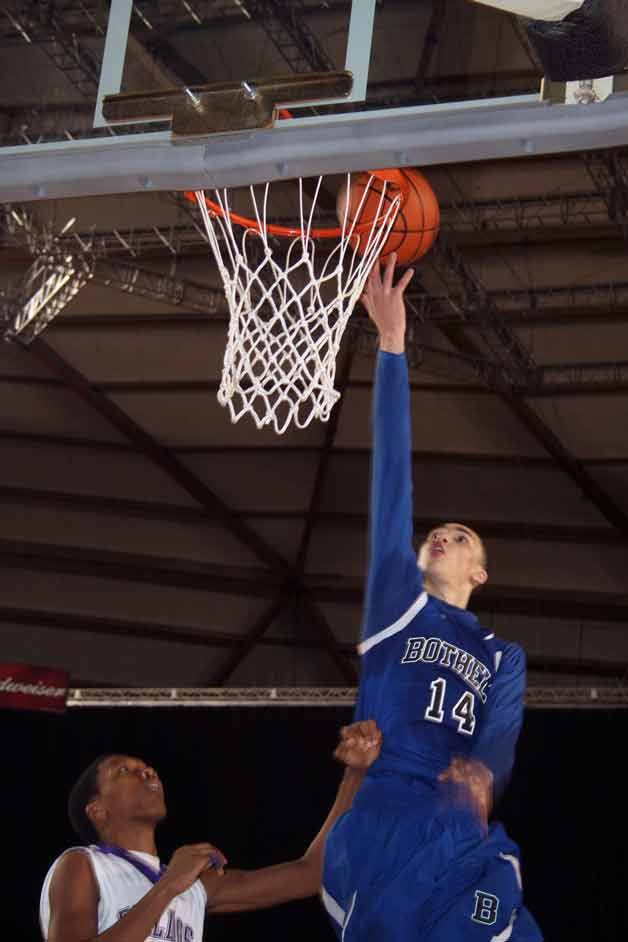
[39,846,207,942]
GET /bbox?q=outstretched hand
[334,719,382,770]
[438,757,493,827]
[360,253,414,354]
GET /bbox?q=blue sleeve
[362,351,423,643]
[471,643,526,800]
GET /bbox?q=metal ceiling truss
[0,0,355,43]
[473,280,628,317]
[437,322,628,537]
[93,257,224,313]
[0,207,224,339]
[6,318,628,399]
[1,206,96,341]
[584,149,628,238]
[295,341,357,575]
[2,1,101,98]
[0,486,624,546]
[0,537,284,597]
[0,188,618,254]
[412,232,628,537]
[414,0,447,93]
[401,346,628,397]
[214,341,360,683]
[0,433,624,468]
[63,686,628,708]
[416,237,538,390]
[3,243,628,395]
[440,189,610,234]
[3,250,93,342]
[20,298,628,338]
[16,338,357,682]
[4,181,625,251]
[528,361,628,396]
[210,595,289,684]
[1,0,109,40]
[344,323,628,394]
[245,0,336,74]
[1,538,627,623]
[4,604,628,683]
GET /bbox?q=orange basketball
[337,168,440,265]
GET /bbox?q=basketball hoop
[184,170,405,434]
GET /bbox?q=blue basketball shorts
[321,781,542,942]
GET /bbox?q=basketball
[336,168,440,265]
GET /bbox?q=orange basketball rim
[183,168,411,239]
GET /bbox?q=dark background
[4,706,626,940]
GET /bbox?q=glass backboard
[0,0,627,202]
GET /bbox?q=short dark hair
[68,755,113,844]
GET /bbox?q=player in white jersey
[40,720,381,942]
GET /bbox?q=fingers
[437,759,493,825]
[179,843,228,873]
[398,267,415,292]
[382,252,396,292]
[357,719,379,738]
[340,719,381,743]
[335,719,382,768]
[360,256,413,301]
[437,756,471,783]
[209,851,227,876]
[369,258,383,291]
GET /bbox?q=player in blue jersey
[321,254,542,941]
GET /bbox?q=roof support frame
[22,337,356,681]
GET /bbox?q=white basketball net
[193,175,400,434]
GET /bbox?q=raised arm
[201,720,382,914]
[360,255,423,642]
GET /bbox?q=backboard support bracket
[102,73,353,136]
[541,71,628,104]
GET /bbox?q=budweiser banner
[0,663,69,713]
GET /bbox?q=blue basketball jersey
[354,352,526,799]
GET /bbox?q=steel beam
[0,537,282,595]
[438,324,628,536]
[63,686,628,708]
[5,93,628,202]
[93,258,224,314]
[0,604,299,649]
[214,338,361,687]
[295,341,357,575]
[246,0,336,75]
[210,596,289,684]
[1,537,627,622]
[425,236,537,384]
[584,150,628,237]
[1,430,626,468]
[3,605,627,682]
[0,485,624,547]
[20,338,356,681]
[25,338,291,572]
[11,359,628,395]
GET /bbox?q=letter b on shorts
[471,890,499,926]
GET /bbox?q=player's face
[89,755,167,833]
[418,523,487,591]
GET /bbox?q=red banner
[0,663,69,713]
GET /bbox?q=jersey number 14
[424,678,476,735]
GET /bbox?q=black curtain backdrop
[3,705,627,941]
